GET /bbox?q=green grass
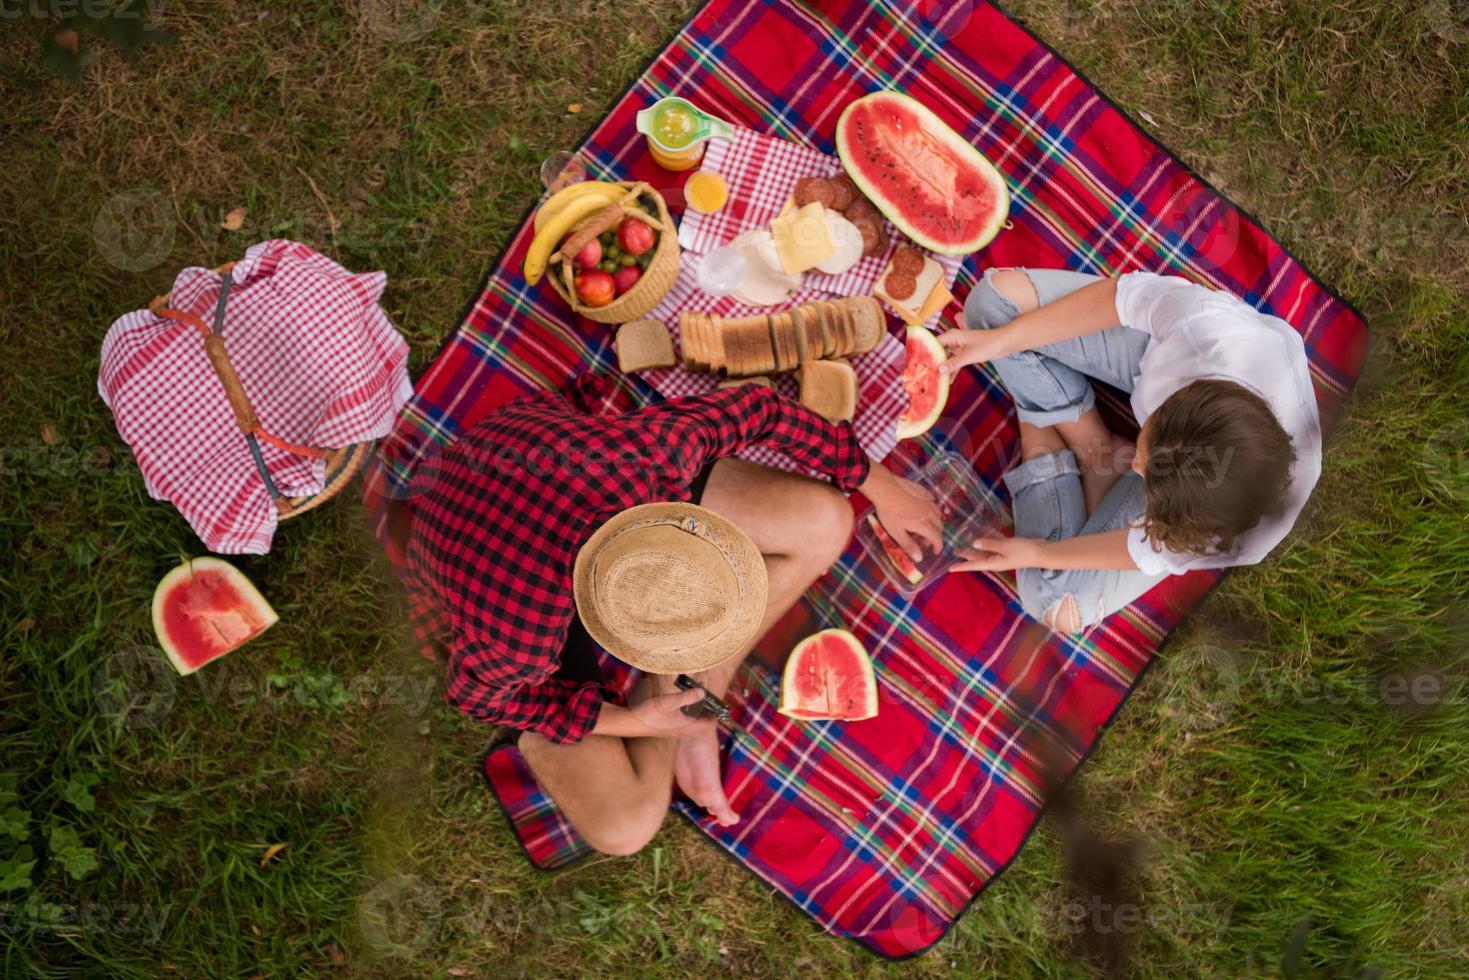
[2,0,1467,976]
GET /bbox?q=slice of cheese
[770,202,835,275]
[875,255,949,324]
[914,271,954,323]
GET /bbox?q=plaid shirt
[402,376,870,744]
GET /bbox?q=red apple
[572,238,602,270]
[574,269,616,307]
[612,265,642,295]
[617,218,655,257]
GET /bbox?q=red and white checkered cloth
[99,240,412,554]
[645,127,961,475]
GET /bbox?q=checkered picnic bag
[100,239,412,553]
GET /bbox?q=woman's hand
[951,534,1042,572]
[863,467,944,562]
[937,326,1015,374]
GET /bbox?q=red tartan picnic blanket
[365,0,1368,959]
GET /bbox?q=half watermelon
[836,90,1010,256]
[778,628,879,722]
[151,557,278,675]
[896,325,950,440]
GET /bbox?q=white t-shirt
[1114,272,1322,576]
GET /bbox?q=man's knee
[581,791,669,856]
[793,483,854,565]
[965,268,1041,331]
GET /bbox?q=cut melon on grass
[151,557,278,675]
[896,325,950,439]
[778,628,879,722]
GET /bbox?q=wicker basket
[149,261,372,521]
[546,182,680,324]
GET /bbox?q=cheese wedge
[770,203,835,275]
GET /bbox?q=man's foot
[673,727,739,826]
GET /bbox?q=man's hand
[951,534,1041,572]
[597,689,713,740]
[862,465,943,562]
[937,326,1015,374]
[673,725,739,826]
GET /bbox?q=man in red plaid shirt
[404,376,940,855]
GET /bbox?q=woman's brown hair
[1139,379,1295,556]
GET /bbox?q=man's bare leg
[519,459,853,852]
[670,459,854,824]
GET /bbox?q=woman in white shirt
[941,268,1321,633]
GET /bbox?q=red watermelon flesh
[867,514,924,585]
[152,557,278,675]
[778,629,878,722]
[897,326,950,439]
[836,90,1010,255]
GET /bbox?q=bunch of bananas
[522,181,631,284]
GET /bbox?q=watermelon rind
[896,325,950,440]
[778,628,879,722]
[151,556,278,676]
[836,90,1011,256]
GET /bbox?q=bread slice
[618,320,677,374]
[708,315,725,373]
[818,302,837,357]
[874,254,947,325]
[678,313,700,371]
[849,295,885,354]
[797,305,823,362]
[718,375,771,389]
[790,308,809,365]
[797,359,858,423]
[832,301,855,357]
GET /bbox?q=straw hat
[573,502,768,674]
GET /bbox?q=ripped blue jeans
[965,268,1167,633]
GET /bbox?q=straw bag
[147,262,370,521]
[546,182,680,324]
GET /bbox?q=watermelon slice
[836,90,1010,255]
[778,629,878,722]
[151,557,278,675]
[896,325,950,439]
[866,514,924,585]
